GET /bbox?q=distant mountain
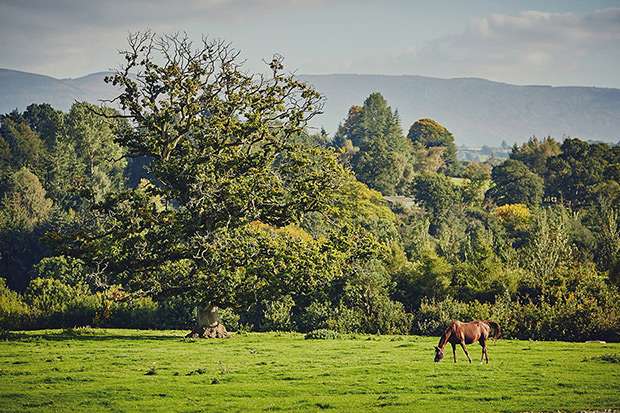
[0,69,118,114]
[1,69,619,147]
[299,74,620,146]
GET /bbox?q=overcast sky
[1,0,619,88]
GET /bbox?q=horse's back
[447,320,488,344]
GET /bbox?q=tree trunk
[185,304,233,339]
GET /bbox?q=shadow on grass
[1,328,194,343]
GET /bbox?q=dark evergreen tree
[486,159,544,207]
[334,93,413,195]
[510,136,560,176]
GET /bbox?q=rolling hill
[1,69,619,147]
[299,74,620,146]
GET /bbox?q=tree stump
[185,324,233,339]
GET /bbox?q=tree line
[1,32,619,341]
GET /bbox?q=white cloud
[357,8,620,86]
[0,0,360,77]
[1,1,618,87]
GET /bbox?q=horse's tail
[484,321,501,343]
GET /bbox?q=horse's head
[434,346,444,362]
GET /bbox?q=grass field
[1,328,619,412]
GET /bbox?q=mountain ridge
[1,69,619,147]
[298,73,620,146]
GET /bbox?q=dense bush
[0,278,29,329]
[411,297,470,336]
[0,279,197,331]
[305,329,342,340]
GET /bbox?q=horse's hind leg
[460,342,472,363]
[480,339,489,364]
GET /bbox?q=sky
[1,0,620,88]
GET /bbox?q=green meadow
[1,329,619,412]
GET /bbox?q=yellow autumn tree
[496,203,531,230]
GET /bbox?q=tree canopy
[49,32,372,338]
[334,93,414,195]
[486,159,544,207]
[407,118,461,176]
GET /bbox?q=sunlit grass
[1,329,619,412]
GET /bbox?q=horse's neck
[438,329,451,350]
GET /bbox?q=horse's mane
[438,322,455,348]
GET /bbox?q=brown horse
[434,320,500,364]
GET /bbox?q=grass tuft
[583,353,620,363]
[145,362,157,375]
[186,368,208,375]
[304,329,341,340]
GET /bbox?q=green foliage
[545,138,620,206]
[461,162,492,206]
[411,297,469,336]
[593,198,620,286]
[304,329,341,339]
[23,277,79,323]
[408,172,462,229]
[0,114,48,178]
[352,137,401,195]
[302,180,399,244]
[0,167,54,291]
[2,37,620,344]
[338,262,410,335]
[30,255,87,287]
[45,32,357,331]
[335,93,414,195]
[486,159,544,207]
[395,246,453,311]
[407,118,461,176]
[0,278,28,329]
[520,207,575,288]
[58,102,127,202]
[2,167,52,231]
[510,135,560,176]
[300,301,362,333]
[242,295,296,332]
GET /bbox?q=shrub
[411,297,468,336]
[30,256,88,288]
[240,296,296,332]
[261,295,295,332]
[325,304,363,333]
[23,277,76,327]
[361,297,412,335]
[109,297,159,329]
[296,300,331,332]
[218,307,240,332]
[0,278,29,330]
[61,293,102,328]
[305,329,341,340]
[295,300,363,334]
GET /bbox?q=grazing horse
[434,320,500,364]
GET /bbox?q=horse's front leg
[451,343,457,363]
[460,342,472,363]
